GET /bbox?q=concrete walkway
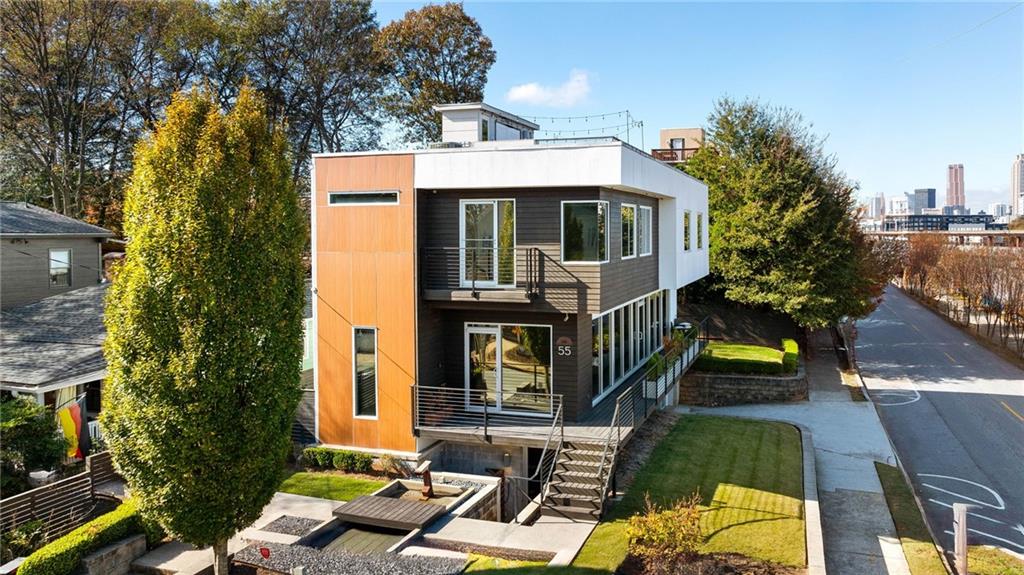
[684,333,911,575]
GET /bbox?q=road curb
[678,410,826,574]
[851,339,954,575]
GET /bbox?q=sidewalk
[684,332,911,575]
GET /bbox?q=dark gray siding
[1,237,105,309]
[419,188,600,315]
[600,189,660,310]
[427,309,586,421]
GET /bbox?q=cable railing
[420,247,540,294]
[505,401,564,523]
[412,384,562,440]
[595,317,710,509]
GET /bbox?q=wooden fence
[0,452,118,542]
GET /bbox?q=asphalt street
[857,286,1024,558]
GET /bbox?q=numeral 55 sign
[556,336,573,357]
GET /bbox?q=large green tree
[684,98,878,327]
[101,86,304,574]
[375,2,496,143]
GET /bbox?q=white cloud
[505,69,591,108]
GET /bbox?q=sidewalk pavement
[682,333,911,575]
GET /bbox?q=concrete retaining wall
[679,366,807,406]
[81,534,146,575]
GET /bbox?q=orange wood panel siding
[314,155,417,452]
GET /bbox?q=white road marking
[928,499,1006,525]
[1015,524,1024,537]
[873,389,921,406]
[918,474,1006,510]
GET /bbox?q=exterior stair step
[549,480,604,497]
[546,492,602,508]
[541,504,601,520]
[552,469,603,484]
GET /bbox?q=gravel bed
[260,515,323,537]
[435,478,484,490]
[233,542,465,575]
[614,409,680,492]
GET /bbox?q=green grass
[465,554,549,572]
[278,471,386,501]
[572,415,805,571]
[693,342,788,375]
[874,462,947,575]
[968,546,1024,575]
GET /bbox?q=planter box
[81,534,146,575]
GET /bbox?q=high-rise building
[988,203,1010,218]
[1012,154,1024,216]
[946,164,965,209]
[889,197,909,215]
[906,188,936,215]
[867,193,885,218]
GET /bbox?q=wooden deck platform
[334,496,448,530]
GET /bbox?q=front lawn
[278,471,386,501]
[465,554,548,572]
[693,341,794,375]
[572,415,805,571]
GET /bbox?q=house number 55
[557,345,573,356]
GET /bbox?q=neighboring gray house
[1,201,112,309]
[0,285,107,417]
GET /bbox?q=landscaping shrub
[17,500,162,575]
[625,492,704,574]
[0,519,46,563]
[693,353,782,375]
[782,339,799,374]
[302,446,374,473]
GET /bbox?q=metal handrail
[412,384,562,441]
[420,246,539,294]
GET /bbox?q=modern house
[650,127,704,163]
[0,201,112,309]
[311,103,710,515]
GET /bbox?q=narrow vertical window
[621,204,636,259]
[481,119,489,141]
[683,211,692,251]
[592,319,601,398]
[638,206,652,256]
[353,327,377,417]
[697,212,704,249]
[49,248,71,287]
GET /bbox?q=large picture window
[562,201,608,263]
[638,206,652,256]
[683,211,692,252]
[49,248,71,287]
[591,289,672,405]
[621,204,636,259]
[353,327,378,418]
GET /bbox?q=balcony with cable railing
[420,246,541,303]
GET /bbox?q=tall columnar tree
[102,86,304,574]
[375,2,496,143]
[684,98,880,328]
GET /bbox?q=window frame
[48,248,72,288]
[620,203,637,260]
[352,326,379,420]
[458,198,517,288]
[696,212,704,250]
[328,190,400,206]
[683,210,692,252]
[591,288,670,406]
[638,206,653,257]
[560,200,610,265]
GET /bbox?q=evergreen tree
[684,98,878,328]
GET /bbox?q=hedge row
[17,500,164,575]
[693,339,800,376]
[302,447,374,473]
[782,339,799,374]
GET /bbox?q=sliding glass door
[464,323,551,415]
[460,200,515,287]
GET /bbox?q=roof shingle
[1,201,113,237]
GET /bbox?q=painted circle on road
[871,389,921,406]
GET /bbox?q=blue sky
[374,2,1023,212]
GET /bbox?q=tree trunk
[212,538,229,575]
